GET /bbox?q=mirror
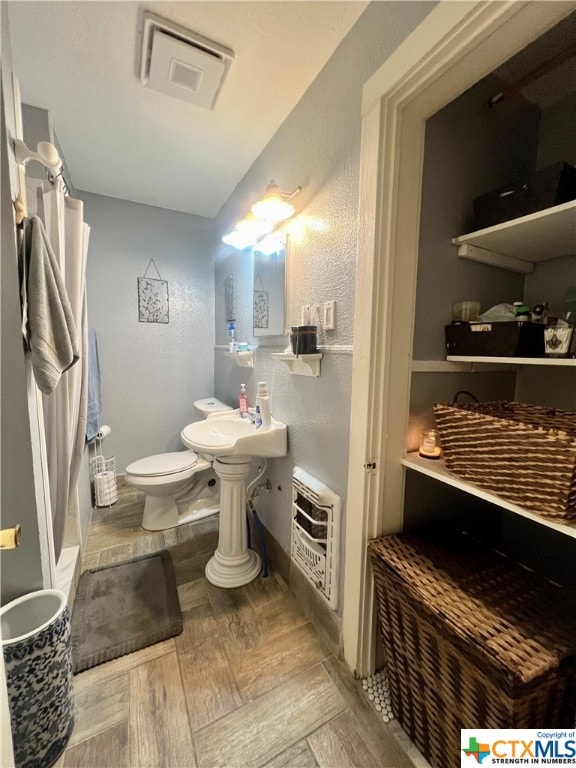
[252,245,286,337]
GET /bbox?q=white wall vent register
[140,13,234,110]
[291,467,341,610]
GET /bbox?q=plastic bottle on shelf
[227,322,235,351]
[255,381,271,430]
[513,301,530,321]
[239,384,249,416]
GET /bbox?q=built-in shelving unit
[452,200,576,274]
[409,202,576,540]
[271,352,323,377]
[402,453,576,539]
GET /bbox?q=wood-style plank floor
[56,483,425,768]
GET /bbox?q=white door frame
[342,0,574,677]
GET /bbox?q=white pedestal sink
[181,413,287,588]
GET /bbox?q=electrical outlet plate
[323,300,335,330]
[301,304,322,325]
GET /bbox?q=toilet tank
[193,398,232,419]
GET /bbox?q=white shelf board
[452,200,576,264]
[412,360,472,372]
[412,359,518,372]
[271,352,322,377]
[402,452,576,539]
[446,355,576,367]
[224,351,254,367]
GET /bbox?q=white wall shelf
[412,359,518,372]
[452,200,576,273]
[402,452,576,539]
[224,351,254,368]
[271,352,322,377]
[446,355,576,367]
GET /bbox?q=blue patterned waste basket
[1,589,74,768]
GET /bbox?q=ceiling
[7,1,368,218]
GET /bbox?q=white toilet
[125,398,232,531]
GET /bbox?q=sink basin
[181,415,287,458]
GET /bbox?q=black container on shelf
[445,320,546,357]
[472,162,576,230]
[290,326,318,355]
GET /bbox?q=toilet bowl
[193,397,233,419]
[125,397,232,531]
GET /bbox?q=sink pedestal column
[205,455,261,588]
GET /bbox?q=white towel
[20,216,79,395]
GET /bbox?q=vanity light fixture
[253,230,287,256]
[222,180,301,250]
[222,213,274,249]
[251,180,300,224]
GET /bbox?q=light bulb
[234,214,273,238]
[251,180,294,224]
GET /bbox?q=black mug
[290,325,317,355]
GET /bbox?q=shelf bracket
[271,352,322,377]
[224,351,254,368]
[456,243,534,274]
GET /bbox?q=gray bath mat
[71,550,183,673]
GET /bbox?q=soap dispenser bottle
[239,384,249,416]
[255,381,271,430]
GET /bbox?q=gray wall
[536,92,576,169]
[212,1,436,603]
[1,7,48,601]
[81,192,215,472]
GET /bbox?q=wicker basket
[433,401,576,521]
[369,530,576,768]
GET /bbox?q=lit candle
[419,429,441,459]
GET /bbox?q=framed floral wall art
[138,259,169,324]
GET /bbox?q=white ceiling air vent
[140,13,234,110]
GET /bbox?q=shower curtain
[40,180,90,562]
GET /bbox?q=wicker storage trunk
[368,530,576,768]
[433,401,576,522]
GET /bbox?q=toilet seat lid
[126,450,198,477]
